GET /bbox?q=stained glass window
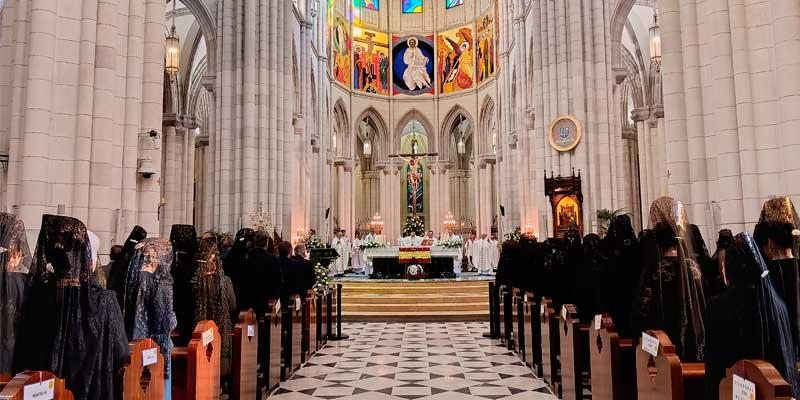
[402,0,423,13]
[358,0,379,11]
[446,0,463,8]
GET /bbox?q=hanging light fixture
[363,139,372,157]
[165,0,180,76]
[649,10,661,62]
[456,115,466,155]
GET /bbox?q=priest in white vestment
[472,234,488,275]
[351,232,365,274]
[401,231,424,247]
[486,233,499,274]
[331,229,350,276]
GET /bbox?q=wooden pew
[635,330,704,400]
[301,292,317,363]
[282,295,303,380]
[0,375,10,394]
[511,288,521,354]
[123,338,165,399]
[523,292,542,375]
[171,320,221,400]
[0,371,74,400]
[540,297,560,396]
[326,289,337,340]
[559,304,590,400]
[588,314,636,400]
[261,299,282,394]
[233,309,258,400]
[719,360,794,400]
[486,281,499,338]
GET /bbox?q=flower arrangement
[439,236,463,249]
[305,234,325,249]
[402,215,425,237]
[314,262,331,292]
[504,228,522,243]
[359,239,386,250]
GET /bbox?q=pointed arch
[354,107,390,164]
[439,106,474,166]
[610,0,637,66]
[394,110,436,153]
[478,96,497,156]
[179,0,216,75]
[332,98,350,158]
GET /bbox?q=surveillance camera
[148,130,158,137]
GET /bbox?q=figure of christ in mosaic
[392,35,435,96]
[352,28,390,95]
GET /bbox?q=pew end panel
[718,360,794,400]
[123,338,165,400]
[588,314,636,400]
[233,309,259,400]
[511,288,521,354]
[540,297,561,396]
[282,295,304,381]
[523,291,542,374]
[264,299,282,393]
[0,371,74,400]
[635,330,704,400]
[559,304,590,400]
[171,320,222,400]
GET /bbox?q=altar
[363,246,462,279]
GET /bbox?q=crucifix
[389,132,438,216]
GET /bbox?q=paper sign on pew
[295,300,301,312]
[594,315,602,331]
[247,325,255,337]
[142,347,158,367]
[561,305,567,321]
[540,303,546,316]
[202,327,214,347]
[641,332,659,357]
[23,379,54,400]
[732,375,756,400]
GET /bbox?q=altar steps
[338,280,490,322]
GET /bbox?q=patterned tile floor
[269,322,557,399]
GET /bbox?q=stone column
[160,113,179,234]
[362,170,381,222]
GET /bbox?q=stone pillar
[161,114,179,234]
[362,170,381,223]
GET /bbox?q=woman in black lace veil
[192,232,236,376]
[225,228,254,311]
[20,215,129,400]
[108,225,147,307]
[170,224,197,345]
[123,238,177,398]
[753,197,800,357]
[633,197,706,362]
[0,213,31,374]
[704,232,799,398]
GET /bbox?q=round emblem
[548,115,582,152]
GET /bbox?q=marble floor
[269,322,556,399]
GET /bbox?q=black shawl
[225,228,254,310]
[170,224,196,345]
[108,225,147,307]
[575,233,605,323]
[123,238,177,378]
[20,215,129,400]
[704,233,799,398]
[0,213,31,374]
[600,215,641,336]
[191,237,236,375]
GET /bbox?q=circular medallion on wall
[547,115,582,152]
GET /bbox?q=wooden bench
[282,295,303,381]
[523,292,542,374]
[559,305,590,400]
[635,330,704,400]
[588,314,636,400]
[0,371,74,400]
[122,338,164,399]
[171,320,221,400]
[260,299,282,394]
[540,297,560,396]
[719,360,794,400]
[233,309,258,400]
[302,291,318,363]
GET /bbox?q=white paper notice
[202,328,214,347]
[295,300,301,312]
[524,294,528,303]
[540,303,546,316]
[23,379,55,400]
[142,348,158,367]
[247,325,255,337]
[732,375,756,400]
[561,305,568,321]
[594,315,602,331]
[641,332,659,357]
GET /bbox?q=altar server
[331,229,350,276]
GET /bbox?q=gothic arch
[394,110,436,154]
[440,106,474,166]
[179,0,217,75]
[478,97,497,156]
[354,107,389,164]
[332,99,350,158]
[610,0,637,66]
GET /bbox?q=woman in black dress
[0,213,31,375]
